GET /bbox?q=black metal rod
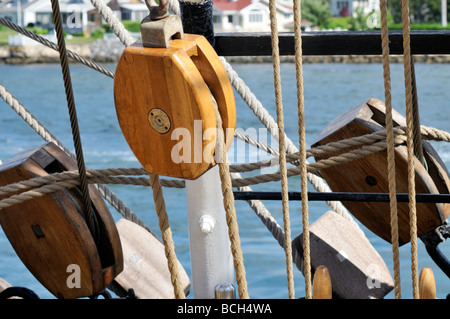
[233,191,450,203]
[214,30,450,56]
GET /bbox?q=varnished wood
[313,266,332,299]
[294,211,394,299]
[114,34,236,180]
[419,267,436,299]
[312,98,449,245]
[0,143,123,299]
[111,219,190,299]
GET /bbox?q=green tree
[301,0,332,29]
[388,0,449,23]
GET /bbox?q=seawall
[1,38,450,64]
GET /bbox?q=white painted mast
[185,165,235,299]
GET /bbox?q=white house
[0,0,149,33]
[213,0,310,33]
[329,0,380,17]
[0,0,98,32]
[106,0,148,22]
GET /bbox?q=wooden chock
[0,143,123,299]
[114,15,236,180]
[313,265,332,299]
[419,267,436,299]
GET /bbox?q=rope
[293,0,311,299]
[220,56,353,227]
[86,0,185,295]
[380,0,401,299]
[0,82,156,238]
[211,94,249,299]
[410,57,426,166]
[0,18,115,79]
[50,0,98,241]
[268,0,295,299]
[401,0,420,299]
[149,174,186,299]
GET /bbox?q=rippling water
[0,61,449,299]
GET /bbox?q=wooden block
[294,211,394,299]
[111,219,190,299]
[114,34,236,180]
[0,143,123,299]
[419,267,436,299]
[312,97,449,245]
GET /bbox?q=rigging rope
[1,0,447,299]
[50,0,99,242]
[292,0,312,299]
[379,0,402,299]
[401,0,420,299]
[211,95,249,299]
[268,0,296,299]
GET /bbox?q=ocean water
[0,60,449,299]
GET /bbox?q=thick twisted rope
[401,0,419,299]
[379,0,401,299]
[293,0,311,299]
[268,0,295,299]
[149,174,185,298]
[50,0,98,241]
[0,18,115,79]
[210,96,249,298]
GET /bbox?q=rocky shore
[1,38,450,64]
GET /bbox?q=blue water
[0,61,449,299]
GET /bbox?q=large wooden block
[110,218,190,299]
[0,143,123,299]
[312,97,449,245]
[114,34,236,180]
[294,211,394,299]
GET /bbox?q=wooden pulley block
[0,142,123,299]
[114,30,236,180]
[109,219,191,299]
[312,97,450,246]
[294,211,394,299]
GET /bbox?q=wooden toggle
[312,97,450,245]
[312,266,332,299]
[419,267,436,299]
[114,16,236,180]
[0,143,123,299]
[293,211,394,299]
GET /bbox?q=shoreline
[1,39,450,64]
